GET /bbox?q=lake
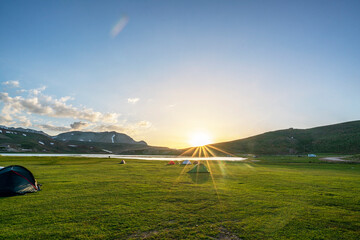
[0,153,247,161]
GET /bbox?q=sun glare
[189,132,212,147]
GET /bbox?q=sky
[1,0,360,148]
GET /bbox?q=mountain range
[0,126,178,155]
[1,120,360,155]
[54,131,147,145]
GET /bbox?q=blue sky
[1,0,360,148]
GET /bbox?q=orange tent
[168,161,175,165]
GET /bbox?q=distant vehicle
[308,154,317,157]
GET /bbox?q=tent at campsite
[0,165,40,196]
[168,161,175,165]
[187,163,210,173]
[119,160,126,164]
[193,161,199,165]
[181,160,192,165]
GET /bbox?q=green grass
[347,154,360,162]
[0,156,359,239]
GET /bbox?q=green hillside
[212,120,360,155]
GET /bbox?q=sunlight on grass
[0,156,359,239]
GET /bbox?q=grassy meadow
[0,155,359,239]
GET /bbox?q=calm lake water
[0,153,247,161]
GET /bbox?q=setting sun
[189,132,212,147]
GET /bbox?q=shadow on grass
[187,173,210,184]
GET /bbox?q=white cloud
[0,92,119,123]
[16,115,32,127]
[127,98,139,104]
[2,80,20,88]
[0,83,152,137]
[0,115,14,125]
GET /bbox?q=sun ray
[204,145,229,176]
[203,145,216,157]
[192,147,200,157]
[203,146,210,157]
[179,147,196,156]
[172,161,192,186]
[198,147,203,157]
[205,159,222,205]
[208,145,237,157]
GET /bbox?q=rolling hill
[211,120,360,155]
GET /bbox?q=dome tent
[119,160,126,164]
[0,165,39,196]
[168,161,175,165]
[181,160,192,165]
[187,163,209,173]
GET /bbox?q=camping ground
[0,156,359,239]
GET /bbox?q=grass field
[0,156,359,239]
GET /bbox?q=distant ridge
[0,125,49,136]
[211,120,360,155]
[0,126,179,154]
[54,131,147,145]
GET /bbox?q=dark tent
[0,165,39,196]
[119,160,126,164]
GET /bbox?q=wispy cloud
[92,124,125,133]
[0,115,14,125]
[92,120,152,135]
[110,15,129,38]
[167,104,176,108]
[2,80,20,88]
[38,124,71,132]
[16,115,32,127]
[127,98,139,104]
[18,85,46,95]
[136,120,152,128]
[39,121,90,132]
